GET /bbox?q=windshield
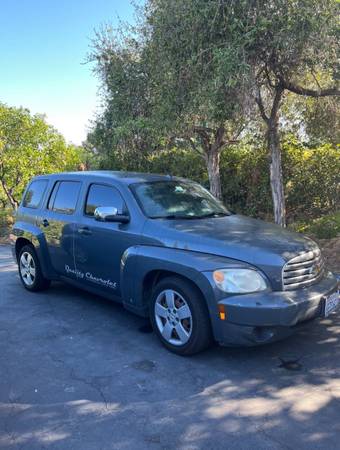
[131,180,230,219]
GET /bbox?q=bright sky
[0,0,136,145]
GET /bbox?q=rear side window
[85,184,126,216]
[48,181,81,214]
[23,180,48,208]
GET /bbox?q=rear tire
[150,276,212,355]
[18,245,51,292]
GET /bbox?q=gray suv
[11,171,339,355]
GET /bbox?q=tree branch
[193,125,214,134]
[255,87,269,123]
[193,126,211,154]
[212,126,225,152]
[282,79,340,97]
[0,179,18,209]
[188,138,205,160]
[270,84,284,121]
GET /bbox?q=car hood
[142,214,318,270]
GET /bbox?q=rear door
[40,180,82,277]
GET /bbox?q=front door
[73,183,138,298]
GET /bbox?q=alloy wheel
[154,289,193,346]
[20,251,36,286]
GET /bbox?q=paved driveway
[0,245,339,450]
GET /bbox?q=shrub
[290,212,340,239]
[142,139,339,225]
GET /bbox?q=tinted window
[48,181,81,214]
[23,180,48,208]
[85,184,126,216]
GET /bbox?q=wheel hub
[168,311,177,323]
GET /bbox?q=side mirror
[94,206,129,223]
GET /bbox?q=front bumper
[216,271,339,346]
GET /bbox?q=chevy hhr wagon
[11,171,339,355]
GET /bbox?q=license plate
[324,291,339,317]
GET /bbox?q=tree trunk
[206,150,222,199]
[193,126,224,200]
[267,119,286,227]
[255,84,286,226]
[0,180,18,210]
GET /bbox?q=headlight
[213,269,267,293]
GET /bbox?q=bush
[220,145,272,218]
[290,212,340,239]
[0,209,13,239]
[283,138,340,222]
[143,139,339,224]
[146,148,208,186]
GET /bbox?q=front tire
[150,276,212,355]
[18,245,51,292]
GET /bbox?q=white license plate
[324,291,339,317]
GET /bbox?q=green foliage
[281,90,340,145]
[245,0,339,83]
[283,138,340,221]
[98,137,339,225]
[87,28,160,165]
[290,212,340,239]
[220,145,272,217]
[147,149,208,186]
[219,138,339,221]
[0,208,13,227]
[0,208,13,241]
[0,103,85,208]
[88,0,339,222]
[144,0,249,126]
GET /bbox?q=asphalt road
[0,245,339,450]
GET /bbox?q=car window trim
[47,180,82,215]
[83,182,129,218]
[22,179,49,209]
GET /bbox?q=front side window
[23,180,48,208]
[48,181,81,214]
[131,180,229,219]
[85,184,126,216]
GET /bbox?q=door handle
[78,226,92,236]
[42,219,49,227]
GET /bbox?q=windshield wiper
[195,212,230,219]
[151,212,229,220]
[151,214,198,220]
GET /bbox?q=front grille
[282,248,325,290]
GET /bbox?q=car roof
[32,170,183,185]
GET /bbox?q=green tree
[283,93,340,146]
[246,0,339,225]
[89,2,250,199]
[145,0,339,220]
[88,0,339,221]
[88,27,160,171]
[141,0,249,199]
[0,103,84,209]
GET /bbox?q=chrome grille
[282,248,325,290]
